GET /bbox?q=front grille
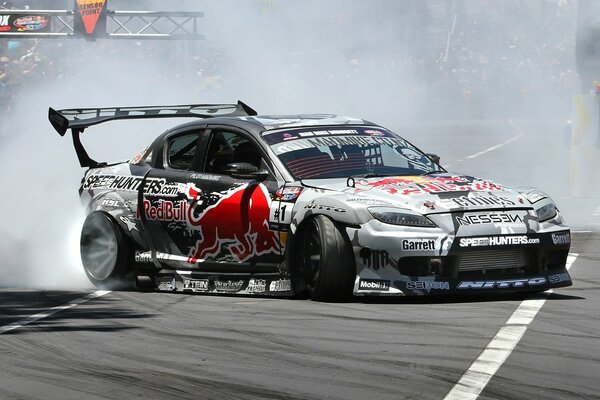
[458,249,526,272]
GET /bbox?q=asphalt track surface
[1,120,599,400]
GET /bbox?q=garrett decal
[456,212,524,226]
[551,232,571,245]
[459,236,540,247]
[269,279,292,292]
[402,239,436,251]
[358,279,390,291]
[406,281,450,290]
[457,277,547,289]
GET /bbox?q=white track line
[464,119,523,160]
[0,290,111,335]
[465,135,522,159]
[443,253,578,400]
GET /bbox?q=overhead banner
[0,13,51,32]
[74,0,107,36]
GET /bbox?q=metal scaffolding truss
[0,9,204,39]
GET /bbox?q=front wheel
[300,215,355,301]
[80,212,133,290]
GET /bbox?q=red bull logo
[187,183,281,262]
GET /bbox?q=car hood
[301,174,531,214]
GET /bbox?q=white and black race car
[49,102,572,300]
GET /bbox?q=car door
[141,125,283,271]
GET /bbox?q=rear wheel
[300,215,355,301]
[80,212,133,290]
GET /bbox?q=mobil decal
[361,176,503,196]
[187,183,281,262]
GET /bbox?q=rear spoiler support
[48,101,258,168]
[71,129,103,168]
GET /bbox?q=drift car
[49,101,572,300]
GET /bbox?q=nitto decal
[551,232,571,245]
[406,281,449,290]
[247,279,267,293]
[358,279,390,291]
[269,279,292,292]
[459,236,540,247]
[401,239,436,251]
[456,212,524,226]
[214,280,245,292]
[303,204,347,213]
[457,277,547,289]
[187,184,281,262]
[183,279,209,291]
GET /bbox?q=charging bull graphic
[186,183,281,262]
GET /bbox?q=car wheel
[300,215,355,301]
[80,212,133,290]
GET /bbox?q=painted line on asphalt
[443,253,578,400]
[465,134,522,159]
[0,290,111,335]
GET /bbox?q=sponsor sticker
[456,212,524,226]
[183,279,209,292]
[551,232,571,245]
[459,236,540,247]
[157,277,176,291]
[83,174,180,197]
[457,277,547,289]
[361,249,389,271]
[401,239,436,251]
[548,272,570,284]
[214,280,245,293]
[246,279,267,293]
[406,281,450,290]
[269,279,292,292]
[358,279,390,291]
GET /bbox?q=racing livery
[49,102,572,300]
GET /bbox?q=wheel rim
[81,215,119,281]
[302,219,322,291]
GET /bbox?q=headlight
[536,203,558,222]
[368,207,436,228]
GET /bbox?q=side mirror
[426,153,441,165]
[226,162,269,181]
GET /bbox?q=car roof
[162,114,374,135]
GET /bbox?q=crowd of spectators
[0,0,580,129]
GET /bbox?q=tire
[299,215,355,301]
[80,212,133,290]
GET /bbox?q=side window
[167,133,199,170]
[205,131,263,174]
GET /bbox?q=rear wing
[48,101,257,168]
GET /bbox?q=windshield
[262,126,440,179]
